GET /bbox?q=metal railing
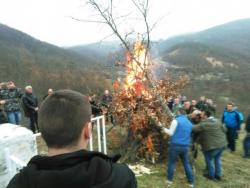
[89,115,107,154]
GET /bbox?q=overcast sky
[0,0,249,47]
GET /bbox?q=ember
[111,38,189,161]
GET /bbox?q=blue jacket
[171,115,193,146]
[222,110,240,129]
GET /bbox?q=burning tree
[111,38,188,161]
[78,0,189,161]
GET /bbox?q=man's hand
[0,100,6,105]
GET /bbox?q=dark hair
[38,90,91,148]
[177,108,186,115]
[202,110,211,117]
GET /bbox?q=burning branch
[82,0,188,161]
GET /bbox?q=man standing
[7,90,136,188]
[101,89,113,123]
[101,89,112,107]
[243,113,250,158]
[0,82,23,125]
[160,108,194,187]
[222,103,241,152]
[22,86,39,133]
[43,88,53,100]
[193,110,227,180]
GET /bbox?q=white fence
[3,115,107,186]
[89,115,107,154]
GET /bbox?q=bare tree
[75,0,188,161]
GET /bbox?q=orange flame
[124,39,149,96]
[146,135,154,154]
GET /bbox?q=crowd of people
[0,81,53,133]
[2,86,250,188]
[161,95,250,187]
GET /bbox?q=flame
[146,135,154,154]
[124,39,149,96]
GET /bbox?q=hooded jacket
[7,150,137,188]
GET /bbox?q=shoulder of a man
[105,162,137,188]
[7,172,23,188]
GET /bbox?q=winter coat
[193,117,227,151]
[7,150,137,188]
[246,114,250,133]
[0,88,22,112]
[222,110,240,129]
[22,93,38,117]
[101,95,112,107]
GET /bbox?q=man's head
[38,90,92,151]
[227,102,234,112]
[201,110,212,119]
[176,108,186,116]
[184,101,191,110]
[174,98,180,104]
[48,88,53,95]
[104,90,109,95]
[200,96,206,101]
[191,100,197,106]
[181,96,187,101]
[25,86,33,94]
[7,81,15,89]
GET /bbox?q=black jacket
[246,114,250,133]
[7,150,137,188]
[21,93,38,117]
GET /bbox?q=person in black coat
[21,85,39,133]
[7,90,136,188]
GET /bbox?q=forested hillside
[0,23,113,99]
[155,18,250,113]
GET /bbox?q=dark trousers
[243,135,250,157]
[26,113,38,133]
[226,127,237,151]
[167,144,194,183]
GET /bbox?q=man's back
[7,150,136,188]
[196,118,227,151]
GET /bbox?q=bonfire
[111,38,188,162]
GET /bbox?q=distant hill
[0,23,112,98]
[68,41,122,65]
[156,18,250,113]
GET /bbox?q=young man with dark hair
[7,89,136,188]
[193,110,227,181]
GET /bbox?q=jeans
[226,127,237,151]
[167,144,194,183]
[243,135,250,157]
[7,111,21,125]
[203,147,224,178]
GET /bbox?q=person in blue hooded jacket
[222,102,240,152]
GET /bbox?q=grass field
[136,131,250,188]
